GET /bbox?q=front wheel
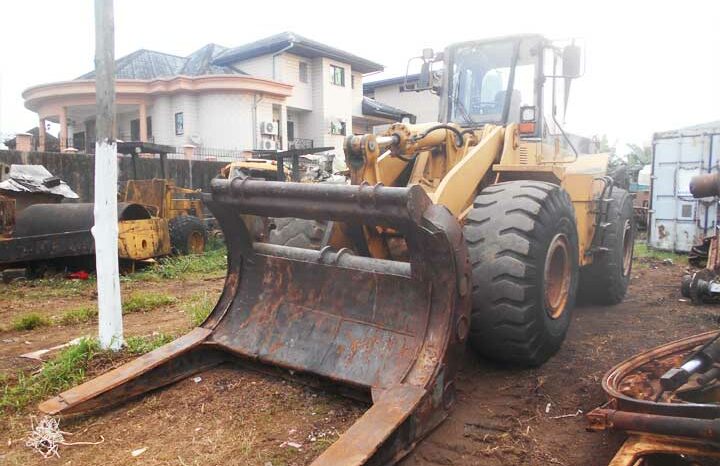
[463,181,579,366]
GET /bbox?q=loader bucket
[40,179,471,465]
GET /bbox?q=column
[59,107,68,150]
[38,118,46,151]
[139,102,147,142]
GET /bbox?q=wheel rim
[188,231,205,254]
[621,219,633,277]
[544,233,571,320]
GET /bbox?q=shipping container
[649,125,720,252]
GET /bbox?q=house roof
[77,44,243,80]
[362,96,416,123]
[364,73,420,92]
[213,32,384,74]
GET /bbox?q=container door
[649,133,719,252]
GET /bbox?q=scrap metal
[588,331,720,465]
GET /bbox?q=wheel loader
[39,34,635,465]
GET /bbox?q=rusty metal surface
[0,195,14,237]
[0,202,156,265]
[690,172,720,198]
[40,179,471,466]
[608,435,720,466]
[590,331,720,465]
[13,202,151,237]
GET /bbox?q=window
[174,112,184,136]
[299,62,308,83]
[351,75,355,89]
[331,65,345,86]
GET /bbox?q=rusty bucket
[40,178,470,465]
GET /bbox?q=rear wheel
[578,188,635,305]
[168,215,207,255]
[463,181,579,366]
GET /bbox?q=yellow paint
[118,218,171,260]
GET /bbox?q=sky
[1,0,719,153]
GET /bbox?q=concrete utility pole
[93,0,123,350]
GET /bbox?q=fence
[0,149,228,202]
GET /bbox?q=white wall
[197,93,254,150]
[371,85,440,123]
[232,54,273,78]
[352,71,364,117]
[279,53,313,111]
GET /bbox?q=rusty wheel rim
[188,231,205,254]
[544,234,571,320]
[622,219,633,277]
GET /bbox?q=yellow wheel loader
[40,34,634,465]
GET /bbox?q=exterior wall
[197,93,254,150]
[371,85,440,123]
[232,54,274,78]
[150,96,172,146]
[279,53,313,110]
[116,111,135,141]
[352,71,364,117]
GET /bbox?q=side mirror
[418,62,432,89]
[563,43,582,78]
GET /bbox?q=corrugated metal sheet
[649,129,720,252]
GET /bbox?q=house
[21,32,414,169]
[363,73,441,125]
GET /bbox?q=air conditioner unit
[260,121,278,135]
[261,138,277,150]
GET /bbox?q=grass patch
[634,242,685,263]
[184,292,215,326]
[11,313,50,331]
[132,247,227,281]
[125,333,174,354]
[0,338,100,412]
[57,306,98,325]
[123,292,176,313]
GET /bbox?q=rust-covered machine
[40,34,635,464]
[682,173,720,302]
[588,331,720,465]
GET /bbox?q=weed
[184,292,215,326]
[0,338,100,411]
[123,292,176,313]
[11,313,50,331]
[125,333,174,354]
[57,306,98,325]
[634,242,685,264]
[132,248,227,281]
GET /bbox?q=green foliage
[124,333,174,354]
[123,292,175,313]
[11,313,50,331]
[132,247,227,280]
[634,242,684,263]
[0,338,100,411]
[58,306,98,325]
[184,292,215,326]
[625,143,652,169]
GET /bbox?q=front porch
[40,102,152,153]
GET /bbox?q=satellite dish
[190,134,202,145]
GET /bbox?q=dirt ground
[0,252,717,465]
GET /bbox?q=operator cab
[413,34,582,156]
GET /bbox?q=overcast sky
[1,0,719,152]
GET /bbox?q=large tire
[268,218,328,249]
[168,215,207,255]
[578,188,635,305]
[463,181,579,366]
